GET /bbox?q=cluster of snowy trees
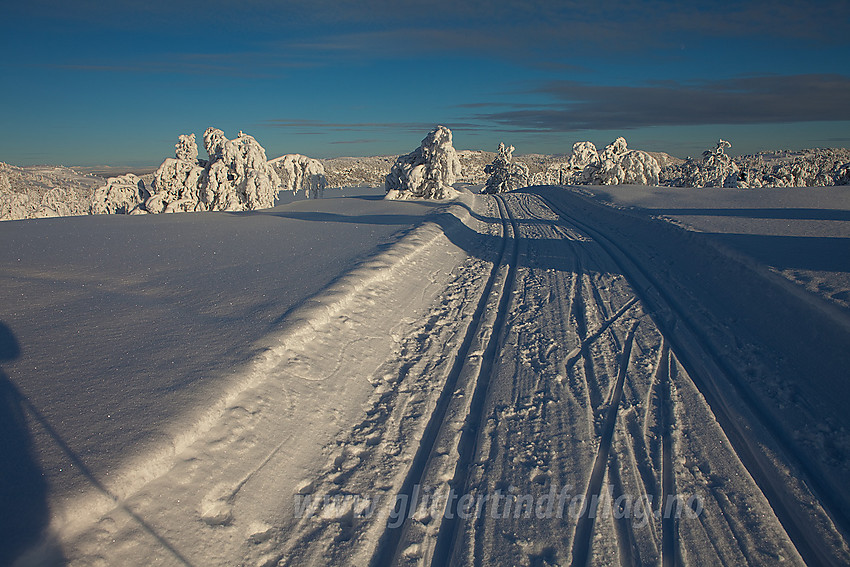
[90,128,329,215]
[661,142,850,188]
[96,129,282,214]
[0,163,97,220]
[384,128,534,198]
[734,148,850,188]
[532,138,662,187]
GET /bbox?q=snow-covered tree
[591,137,661,185]
[199,128,280,212]
[91,174,151,214]
[135,128,280,214]
[271,154,328,199]
[482,143,529,194]
[175,133,199,162]
[665,139,741,188]
[385,125,461,200]
[699,139,740,187]
[554,137,660,186]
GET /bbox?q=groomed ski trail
[45,187,850,567]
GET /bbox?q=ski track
[38,188,850,566]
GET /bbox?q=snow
[575,183,850,311]
[2,177,850,566]
[385,126,462,200]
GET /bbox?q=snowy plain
[2,182,850,566]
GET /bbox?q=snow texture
[385,125,462,200]
[482,143,530,194]
[270,154,328,199]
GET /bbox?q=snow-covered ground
[2,183,850,566]
[578,184,850,311]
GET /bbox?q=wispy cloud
[468,74,850,132]
[12,1,849,62]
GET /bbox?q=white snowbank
[385,125,461,200]
[482,143,529,194]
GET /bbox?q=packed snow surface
[579,183,850,311]
[2,182,850,566]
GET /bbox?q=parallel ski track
[430,195,520,565]
[370,195,520,566]
[537,191,846,567]
[570,321,640,567]
[658,340,678,567]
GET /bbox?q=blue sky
[2,0,849,166]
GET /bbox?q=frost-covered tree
[385,125,461,200]
[136,128,280,214]
[699,139,740,187]
[482,143,529,194]
[91,174,151,214]
[199,128,280,212]
[271,154,328,199]
[147,135,206,213]
[555,137,660,185]
[591,137,660,185]
[666,139,741,188]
